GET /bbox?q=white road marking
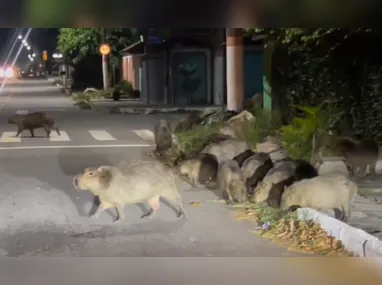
[89,130,116,141]
[15,109,28,115]
[132,129,155,141]
[49,131,71,142]
[0,131,21,143]
[0,144,154,150]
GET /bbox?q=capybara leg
[29,128,35,137]
[333,208,344,221]
[224,190,234,205]
[340,206,350,222]
[161,192,186,218]
[358,163,367,177]
[15,128,23,137]
[113,204,125,223]
[43,125,51,138]
[369,161,377,176]
[90,201,113,219]
[143,196,161,219]
[55,127,61,136]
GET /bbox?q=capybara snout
[73,167,106,191]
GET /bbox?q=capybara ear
[97,166,111,177]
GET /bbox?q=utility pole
[101,28,109,91]
[226,28,244,112]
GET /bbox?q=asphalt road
[0,77,309,258]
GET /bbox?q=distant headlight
[5,67,13,78]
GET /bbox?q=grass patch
[71,88,115,102]
[175,121,223,158]
[236,204,353,256]
[239,107,283,149]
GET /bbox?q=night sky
[0,28,59,67]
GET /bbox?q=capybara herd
[9,111,376,225]
[175,132,381,223]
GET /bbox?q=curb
[115,106,221,115]
[297,207,382,258]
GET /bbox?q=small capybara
[217,160,247,205]
[153,119,173,153]
[241,152,273,195]
[202,139,249,164]
[177,153,219,188]
[174,111,201,133]
[251,158,318,207]
[280,173,358,222]
[73,160,186,223]
[332,137,379,176]
[8,111,60,138]
[233,149,256,167]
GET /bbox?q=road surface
[0,77,311,258]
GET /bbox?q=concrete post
[213,47,224,106]
[226,28,244,112]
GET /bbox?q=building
[121,28,264,106]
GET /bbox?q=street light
[26,46,31,50]
[52,53,63,59]
[22,39,26,44]
[18,35,22,40]
[32,53,36,57]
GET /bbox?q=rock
[202,139,249,164]
[256,136,288,162]
[317,160,348,176]
[219,110,256,139]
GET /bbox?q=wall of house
[122,55,142,91]
[140,53,166,104]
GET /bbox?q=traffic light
[43,50,48,61]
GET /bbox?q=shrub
[280,102,338,162]
[239,106,283,149]
[175,122,223,158]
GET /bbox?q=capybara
[174,111,201,133]
[8,111,60,138]
[280,173,358,222]
[153,119,173,153]
[217,160,247,205]
[251,158,318,207]
[332,137,379,176]
[241,152,273,195]
[73,160,186,223]
[202,139,249,164]
[177,153,219,188]
[233,149,256,167]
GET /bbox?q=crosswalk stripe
[0,131,21,142]
[15,109,28,115]
[132,129,155,141]
[88,130,116,141]
[49,131,71,142]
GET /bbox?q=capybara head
[73,166,112,194]
[251,181,272,203]
[8,114,22,125]
[231,180,248,204]
[279,185,301,211]
[332,138,357,156]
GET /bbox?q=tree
[57,28,136,64]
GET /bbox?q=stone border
[115,106,221,115]
[297,208,382,259]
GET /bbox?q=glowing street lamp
[18,35,22,40]
[32,53,36,57]
[22,39,26,44]
[26,46,31,50]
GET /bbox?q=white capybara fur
[280,173,358,222]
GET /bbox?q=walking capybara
[8,111,60,138]
[73,160,186,223]
[241,152,273,195]
[280,173,358,222]
[332,137,379,176]
[217,160,247,205]
[153,119,173,153]
[177,153,219,188]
